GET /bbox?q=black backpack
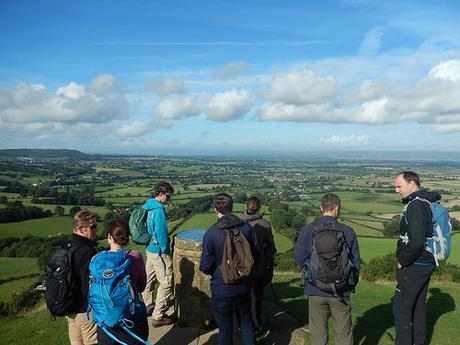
[306,222,357,296]
[45,244,79,317]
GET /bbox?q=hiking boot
[146,305,154,317]
[152,316,174,327]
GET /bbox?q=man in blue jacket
[294,193,360,345]
[200,193,257,345]
[141,181,175,327]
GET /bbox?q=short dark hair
[153,181,174,197]
[214,193,233,215]
[398,171,421,187]
[108,219,130,246]
[246,196,261,214]
[320,193,341,212]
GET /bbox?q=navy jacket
[294,215,361,298]
[199,214,257,297]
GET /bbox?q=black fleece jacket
[70,233,98,313]
[397,189,440,267]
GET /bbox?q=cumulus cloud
[149,78,186,96]
[358,27,383,56]
[115,120,153,137]
[215,61,247,80]
[263,70,338,105]
[258,60,460,132]
[0,75,129,124]
[207,89,253,121]
[319,134,370,146]
[153,89,253,122]
[153,93,209,120]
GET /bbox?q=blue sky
[1,0,460,154]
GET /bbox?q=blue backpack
[88,249,151,345]
[414,197,452,266]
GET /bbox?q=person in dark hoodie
[240,196,276,333]
[141,181,175,327]
[393,171,439,345]
[66,210,98,345]
[200,193,257,345]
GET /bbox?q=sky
[1,0,460,154]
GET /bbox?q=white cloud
[428,60,460,82]
[0,75,129,124]
[319,134,370,146]
[149,78,186,96]
[215,61,247,80]
[258,60,460,132]
[153,89,252,122]
[432,124,460,134]
[263,70,338,105]
[338,80,384,105]
[207,89,253,122]
[153,93,209,120]
[115,120,153,137]
[358,27,383,56]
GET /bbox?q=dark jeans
[97,315,149,345]
[251,277,268,329]
[211,293,256,345]
[393,263,435,345]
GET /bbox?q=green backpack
[129,207,151,245]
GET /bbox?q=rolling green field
[0,277,40,302]
[0,258,39,280]
[0,216,73,239]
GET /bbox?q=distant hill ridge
[0,149,90,159]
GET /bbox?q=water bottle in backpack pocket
[88,249,150,345]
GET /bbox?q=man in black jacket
[393,171,439,345]
[66,210,98,345]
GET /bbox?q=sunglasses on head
[89,223,97,230]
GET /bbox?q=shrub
[275,249,299,272]
[5,282,42,315]
[361,253,397,281]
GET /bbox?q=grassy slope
[1,277,458,345]
[0,216,72,239]
[270,272,460,345]
[0,257,39,280]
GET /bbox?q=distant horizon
[2,147,460,162]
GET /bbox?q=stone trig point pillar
[173,229,214,327]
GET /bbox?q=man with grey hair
[294,193,360,345]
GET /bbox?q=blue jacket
[143,198,169,255]
[294,215,361,298]
[199,214,257,297]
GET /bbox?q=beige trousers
[66,312,97,345]
[142,252,174,320]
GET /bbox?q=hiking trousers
[393,263,435,345]
[308,295,353,345]
[142,252,173,320]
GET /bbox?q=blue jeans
[211,293,256,345]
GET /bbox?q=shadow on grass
[426,287,455,345]
[353,287,456,345]
[267,278,308,325]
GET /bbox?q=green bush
[5,282,42,315]
[361,253,460,282]
[275,249,299,272]
[361,253,397,281]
